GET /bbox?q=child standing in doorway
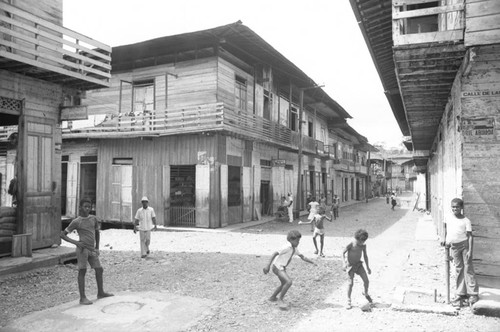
[263,230,316,309]
[61,198,114,305]
[342,229,372,309]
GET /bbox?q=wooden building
[61,22,374,229]
[351,0,500,288]
[0,0,110,255]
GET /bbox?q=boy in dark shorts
[61,198,113,305]
[263,230,316,309]
[342,229,372,309]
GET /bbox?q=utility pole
[296,89,304,219]
[295,85,324,219]
[365,150,370,202]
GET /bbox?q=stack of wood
[0,206,16,255]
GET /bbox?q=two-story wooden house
[60,22,374,228]
[351,0,500,288]
[0,0,110,255]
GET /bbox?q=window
[308,119,313,137]
[133,79,155,114]
[290,107,298,131]
[235,75,247,111]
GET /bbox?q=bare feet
[268,297,278,302]
[97,292,114,299]
[80,298,93,305]
[278,300,289,310]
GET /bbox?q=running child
[298,206,332,256]
[342,229,372,309]
[263,230,316,309]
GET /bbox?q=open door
[17,115,60,249]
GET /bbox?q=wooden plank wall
[465,0,500,46]
[85,57,219,117]
[0,70,62,249]
[460,44,500,288]
[14,0,62,25]
[95,134,219,226]
[217,58,254,112]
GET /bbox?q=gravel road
[1,196,499,331]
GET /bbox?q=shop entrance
[170,165,196,227]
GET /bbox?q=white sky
[63,0,404,148]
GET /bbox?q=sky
[63,0,404,148]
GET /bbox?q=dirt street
[1,195,499,331]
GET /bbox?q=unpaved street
[1,196,499,331]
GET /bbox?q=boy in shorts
[263,230,316,309]
[61,198,113,305]
[299,206,332,256]
[342,229,372,309]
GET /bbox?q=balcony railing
[62,103,321,152]
[0,2,111,90]
[392,0,464,46]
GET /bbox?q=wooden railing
[392,0,464,46]
[63,103,301,150]
[0,2,111,89]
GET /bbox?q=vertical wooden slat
[196,164,210,228]
[242,166,251,221]
[220,164,228,227]
[66,161,79,217]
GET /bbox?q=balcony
[332,158,351,172]
[392,0,464,46]
[391,0,467,150]
[315,140,327,158]
[0,2,111,90]
[62,102,322,153]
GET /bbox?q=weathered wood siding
[95,134,219,226]
[217,58,254,112]
[460,44,500,288]
[465,0,500,46]
[429,44,500,288]
[0,69,62,250]
[85,57,218,117]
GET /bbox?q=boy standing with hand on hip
[134,196,157,258]
[61,198,113,305]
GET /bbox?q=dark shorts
[347,262,366,278]
[76,247,102,270]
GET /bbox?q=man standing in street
[134,196,157,258]
[287,193,294,223]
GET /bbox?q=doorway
[260,181,271,215]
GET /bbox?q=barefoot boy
[342,229,372,309]
[61,198,113,305]
[298,206,332,256]
[263,230,316,309]
[442,197,479,306]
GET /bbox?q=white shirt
[444,213,471,244]
[273,245,301,269]
[135,206,156,231]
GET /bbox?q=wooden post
[445,245,450,303]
